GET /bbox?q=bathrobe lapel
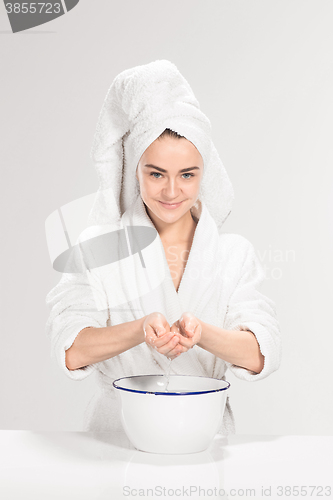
[120,194,221,374]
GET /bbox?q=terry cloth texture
[45,60,281,438]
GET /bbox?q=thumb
[155,323,168,337]
[184,319,196,337]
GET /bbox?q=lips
[158,200,183,209]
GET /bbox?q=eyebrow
[144,164,200,173]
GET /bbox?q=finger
[170,322,180,336]
[153,332,177,349]
[178,320,193,339]
[153,322,169,337]
[178,325,201,349]
[143,323,158,344]
[164,342,186,359]
[166,353,179,361]
[183,322,196,338]
[144,317,170,343]
[154,326,167,337]
[177,335,193,349]
[156,335,181,355]
[155,318,172,337]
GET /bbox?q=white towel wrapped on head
[87,59,234,230]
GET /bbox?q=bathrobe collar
[120,194,222,326]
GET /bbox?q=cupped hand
[143,312,182,360]
[170,311,202,353]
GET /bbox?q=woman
[45,60,281,437]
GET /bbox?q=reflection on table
[0,430,332,500]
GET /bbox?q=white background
[0,0,332,434]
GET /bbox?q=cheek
[187,177,201,192]
[140,175,156,193]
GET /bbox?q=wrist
[196,319,206,348]
[137,315,148,344]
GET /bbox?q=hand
[143,312,182,360]
[170,312,202,353]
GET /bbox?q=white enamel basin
[113,374,230,454]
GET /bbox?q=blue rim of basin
[113,374,230,396]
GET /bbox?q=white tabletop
[0,431,332,500]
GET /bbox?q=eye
[149,172,194,179]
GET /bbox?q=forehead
[142,136,203,164]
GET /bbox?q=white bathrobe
[45,193,281,437]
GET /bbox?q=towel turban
[87,59,234,232]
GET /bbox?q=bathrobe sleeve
[223,235,281,381]
[45,227,109,381]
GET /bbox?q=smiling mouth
[158,200,184,208]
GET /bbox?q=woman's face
[136,135,203,225]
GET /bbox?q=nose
[162,177,181,200]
